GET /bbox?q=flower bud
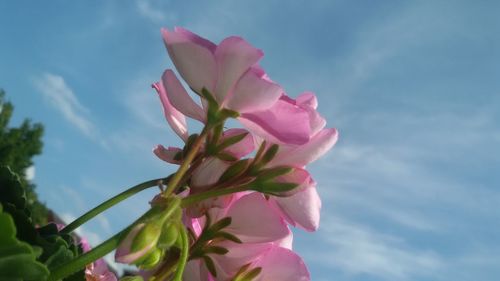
[135,248,163,269]
[115,222,162,264]
[157,222,179,249]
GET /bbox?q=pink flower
[162,28,281,113]
[80,239,117,281]
[186,193,290,280]
[158,27,313,145]
[250,245,310,281]
[253,92,339,232]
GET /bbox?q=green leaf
[0,166,26,210]
[232,264,262,281]
[240,267,262,281]
[256,166,294,182]
[214,132,248,154]
[260,144,279,165]
[203,245,228,255]
[218,159,250,183]
[0,204,49,280]
[36,223,80,271]
[251,182,298,196]
[216,152,238,162]
[203,255,217,277]
[209,217,232,233]
[213,231,242,244]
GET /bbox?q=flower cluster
[116,27,338,281]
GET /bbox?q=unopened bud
[115,222,161,264]
[136,248,162,269]
[157,222,179,249]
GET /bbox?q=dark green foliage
[0,90,48,225]
[0,203,50,281]
[0,166,84,280]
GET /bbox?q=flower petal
[296,91,318,109]
[239,97,311,145]
[274,182,321,232]
[152,82,188,141]
[271,128,338,167]
[153,145,182,164]
[221,128,255,158]
[162,70,206,123]
[276,168,312,195]
[254,246,310,281]
[214,37,263,103]
[162,28,217,93]
[191,157,231,190]
[224,193,289,243]
[226,67,282,113]
[210,242,272,281]
[183,260,207,281]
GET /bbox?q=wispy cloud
[135,0,176,23]
[310,218,443,280]
[34,73,97,139]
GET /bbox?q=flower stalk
[61,177,169,234]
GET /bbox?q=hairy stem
[163,126,209,197]
[50,209,155,280]
[172,225,189,281]
[61,177,168,234]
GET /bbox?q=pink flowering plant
[0,27,337,281]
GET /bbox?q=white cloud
[34,73,97,139]
[25,166,35,181]
[311,218,443,280]
[136,0,176,23]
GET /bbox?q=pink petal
[162,70,206,123]
[183,260,206,281]
[239,97,311,145]
[307,108,327,136]
[210,242,272,281]
[152,82,188,141]
[224,193,289,243]
[214,37,263,104]
[271,128,338,167]
[162,28,217,93]
[296,91,318,109]
[276,168,312,195]
[274,229,293,250]
[221,128,255,158]
[186,194,234,219]
[174,27,217,52]
[153,145,182,164]
[226,67,282,113]
[254,246,310,281]
[274,183,321,232]
[191,157,231,190]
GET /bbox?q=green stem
[61,177,167,234]
[48,229,125,281]
[163,126,209,197]
[181,185,250,208]
[173,225,189,281]
[50,209,156,280]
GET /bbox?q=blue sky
[1,1,500,280]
